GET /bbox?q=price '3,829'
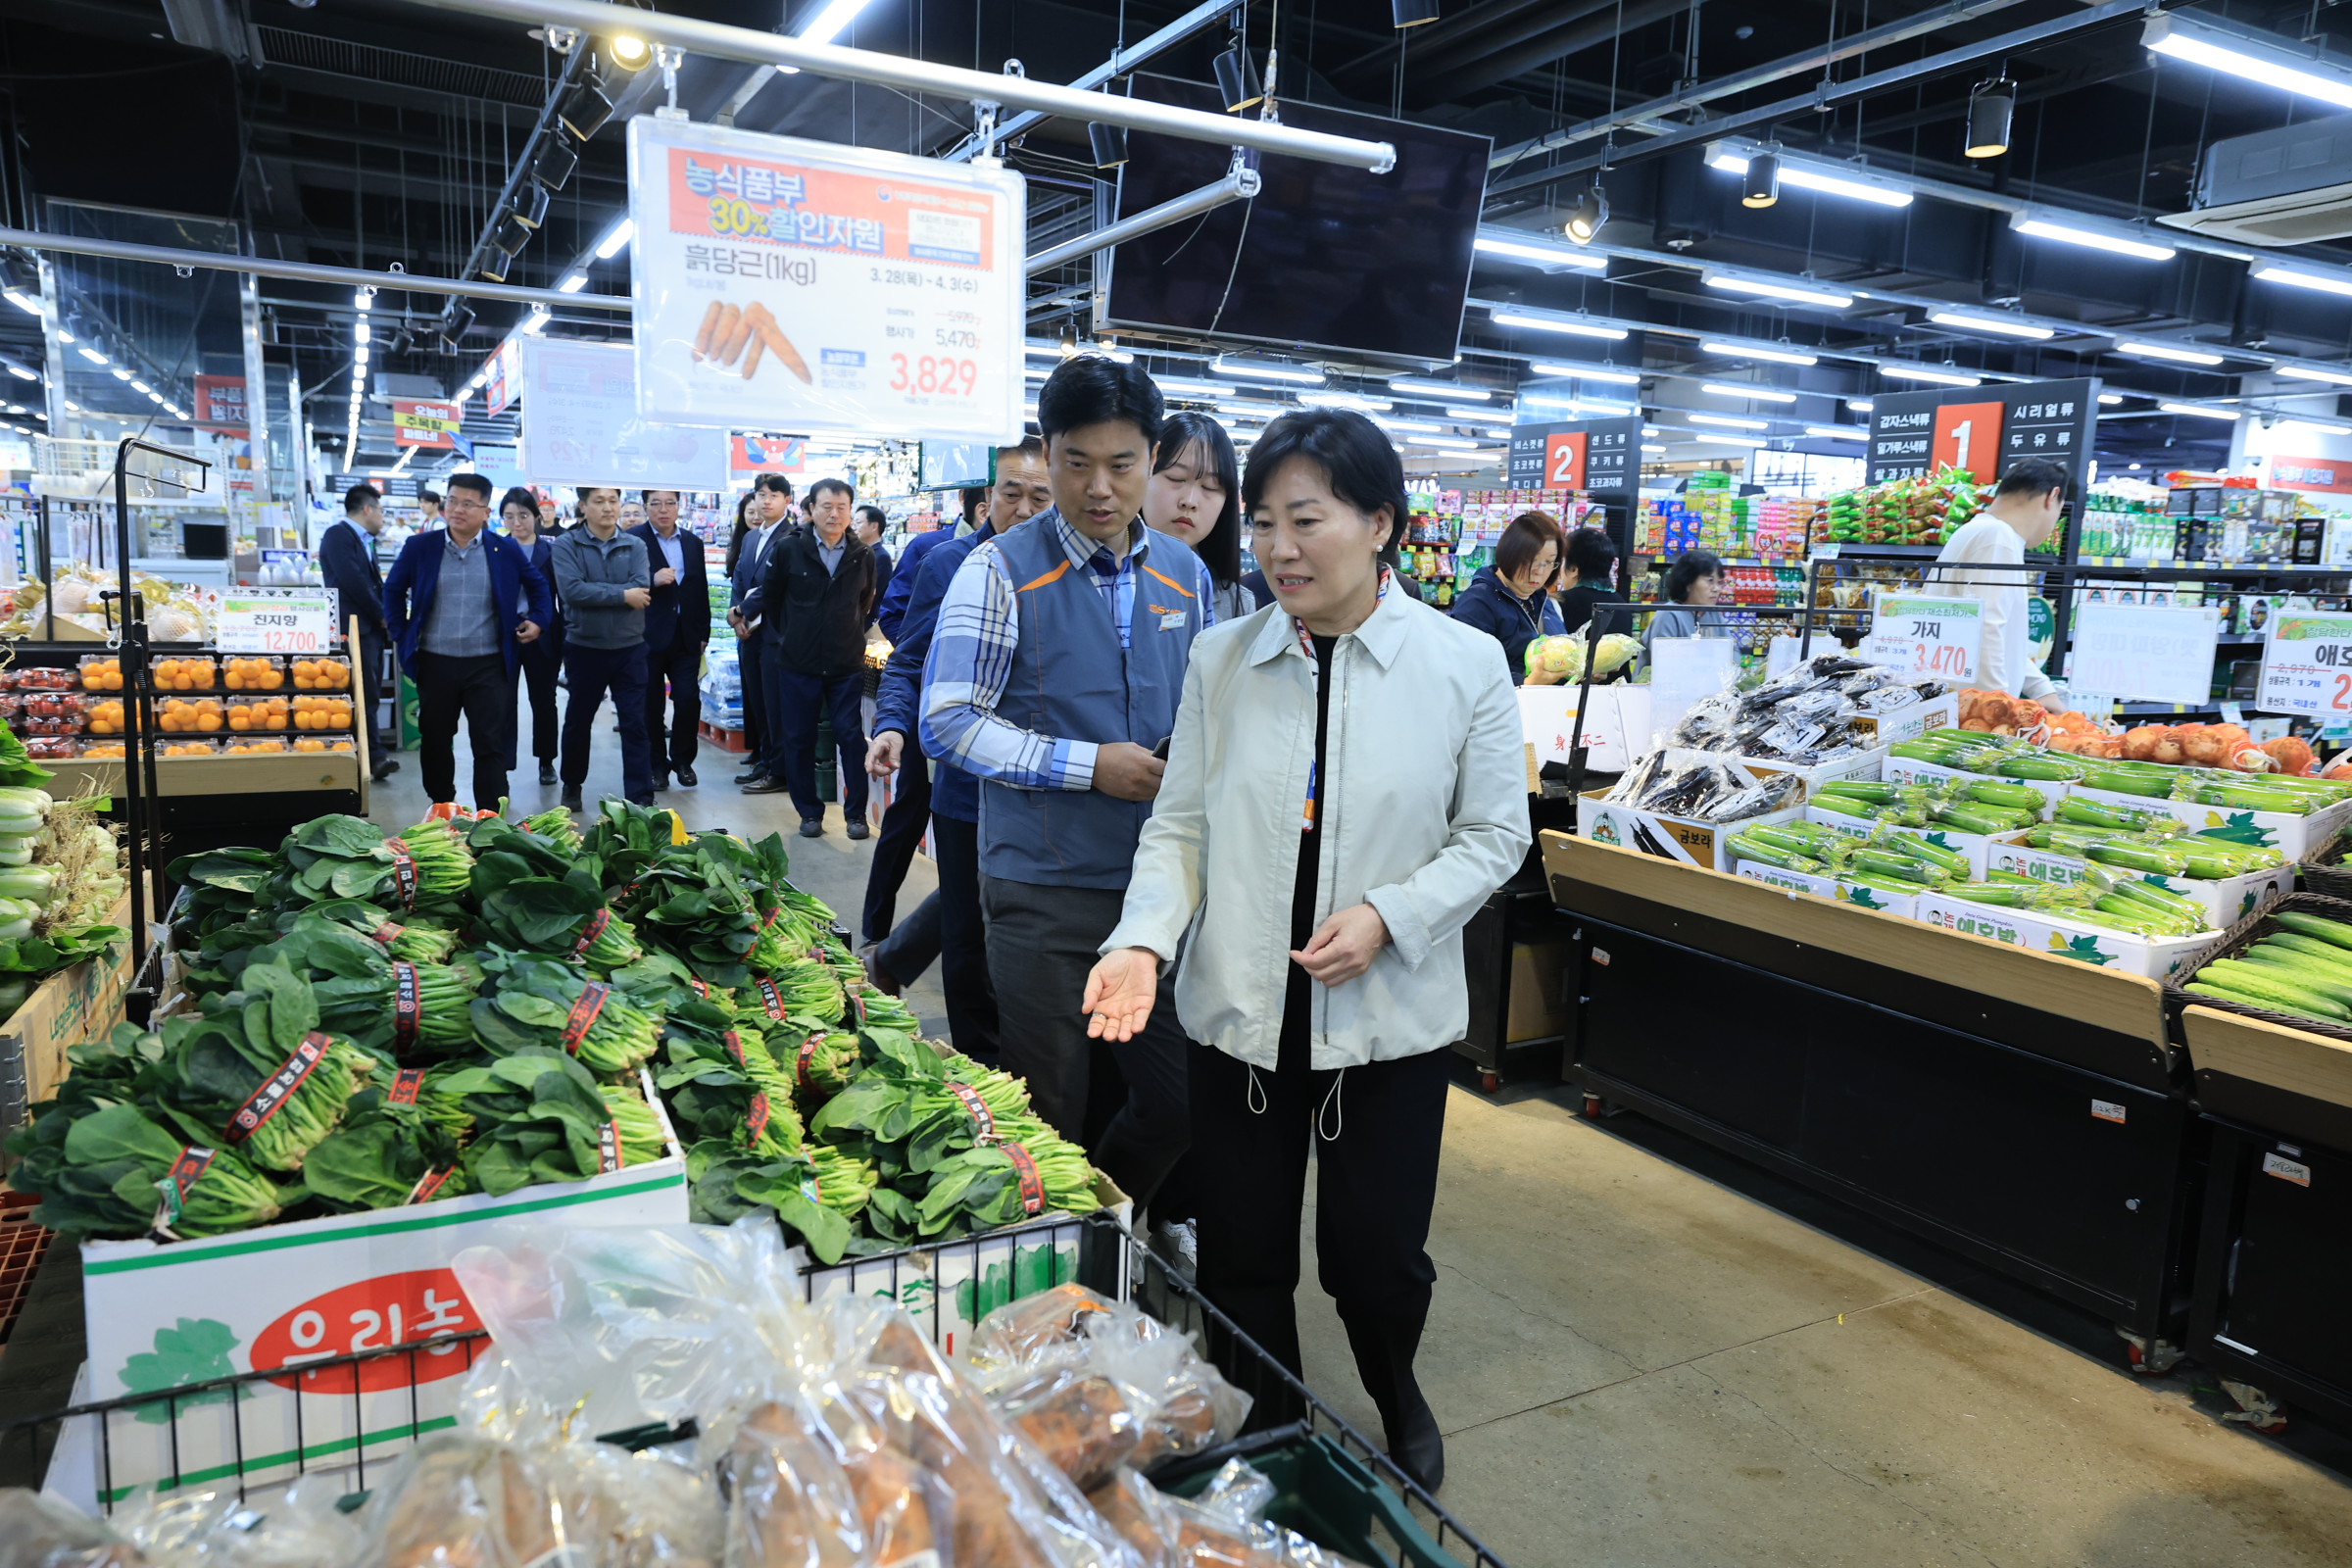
[889,354,977,397]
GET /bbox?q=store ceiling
[0,0,2346,474]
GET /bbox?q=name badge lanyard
[1292,566,1393,833]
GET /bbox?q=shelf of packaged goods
[2075,557,2348,573]
[1643,556,1811,570]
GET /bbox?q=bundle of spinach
[298,899,463,965]
[473,876,645,973]
[2,1023,165,1194]
[16,1102,289,1241]
[744,955,842,1028]
[851,985,920,1037]
[762,883,836,954]
[655,997,804,1160]
[808,1030,1044,1174]
[166,845,281,943]
[782,1026,861,1112]
[615,841,770,987]
[152,961,375,1173]
[579,797,687,896]
[909,1134,1101,1241]
[434,1048,657,1197]
[518,805,583,857]
[469,950,664,1076]
[255,919,482,1059]
[300,1089,469,1213]
[279,814,471,915]
[684,1139,875,1263]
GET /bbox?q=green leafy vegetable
[150,961,374,1173]
[470,950,663,1075]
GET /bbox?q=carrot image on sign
[690,299,811,383]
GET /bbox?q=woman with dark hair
[723,491,758,579]
[1643,548,1731,660]
[1449,511,1567,684]
[499,486,564,786]
[1082,407,1530,1494]
[1146,411,1255,622]
[1556,525,1629,636]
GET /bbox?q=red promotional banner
[393,400,459,449]
[731,434,805,472]
[668,148,996,265]
[2270,454,2352,495]
[193,374,247,431]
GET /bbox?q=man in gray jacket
[551,486,655,810]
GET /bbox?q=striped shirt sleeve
[919,540,1100,792]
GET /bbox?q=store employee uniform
[383,527,552,809]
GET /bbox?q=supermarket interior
[9,0,2352,1564]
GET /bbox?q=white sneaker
[1152,1218,1199,1281]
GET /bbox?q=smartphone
[1152,735,1173,760]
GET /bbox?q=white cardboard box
[1855,688,1960,747]
[2063,781,2352,862]
[1804,803,1997,879]
[1984,832,2292,931]
[1734,744,1889,800]
[1733,860,1923,919]
[1580,790,1804,871]
[1913,893,2225,980]
[1884,755,2071,819]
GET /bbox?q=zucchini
[1849,848,1946,886]
[2060,798,2184,835]
[1966,781,2050,812]
[1936,804,2033,837]
[1886,832,1971,875]
[1727,835,1827,873]
[2107,877,2207,923]
[2088,841,2189,876]
[2080,769,2174,799]
[1994,755,2084,781]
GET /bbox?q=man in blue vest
[922,357,1213,1204]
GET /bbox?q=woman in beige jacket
[1084,408,1530,1494]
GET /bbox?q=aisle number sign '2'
[1866,591,1982,683]
[2257,612,2352,716]
[627,117,1026,445]
[1545,431,1588,487]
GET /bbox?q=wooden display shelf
[46,752,364,799]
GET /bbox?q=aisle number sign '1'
[626,118,1026,444]
[1866,591,1982,683]
[2257,612,2352,716]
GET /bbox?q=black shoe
[1344,1312,1444,1494]
[370,760,400,781]
[561,787,583,811]
[626,793,655,808]
[734,766,765,785]
[538,761,558,786]
[741,775,787,795]
[846,819,870,841]
[799,817,823,838]
[674,765,698,787]
[651,773,670,792]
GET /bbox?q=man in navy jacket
[383,471,553,812]
[631,489,711,790]
[318,481,399,781]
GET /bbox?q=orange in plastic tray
[223,656,286,691]
[151,657,217,692]
[291,658,351,691]
[157,697,226,734]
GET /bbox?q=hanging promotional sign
[2258,612,2352,716]
[392,399,459,449]
[193,374,247,432]
[731,434,806,473]
[1866,590,1983,683]
[480,339,523,418]
[1506,416,1641,491]
[627,117,1026,444]
[518,339,730,491]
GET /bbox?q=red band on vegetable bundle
[156,1146,218,1229]
[407,1166,458,1203]
[387,1068,427,1105]
[391,960,420,1049]
[597,1119,622,1172]
[385,840,419,909]
[572,907,612,959]
[746,1091,771,1146]
[723,1028,747,1064]
[561,983,611,1055]
[370,920,406,948]
[948,1081,996,1141]
[797,1031,823,1089]
[225,1033,331,1142]
[1002,1141,1046,1215]
[756,977,786,1020]
[688,976,710,999]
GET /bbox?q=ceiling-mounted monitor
[1096,76,1488,368]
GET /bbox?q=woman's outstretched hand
[1292,903,1391,986]
[1082,947,1162,1042]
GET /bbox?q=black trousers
[1190,1024,1449,1381]
[981,875,1189,1204]
[860,737,932,942]
[561,642,653,801]
[932,814,999,1061]
[513,638,561,767]
[643,637,703,777]
[411,650,515,810]
[356,629,393,761]
[738,627,770,770]
[774,666,868,825]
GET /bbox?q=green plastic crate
[1160,1428,1476,1568]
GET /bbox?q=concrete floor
[367,718,2352,1568]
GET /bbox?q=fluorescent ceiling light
[2011,217,2176,263]
[111,368,131,381]
[1154,375,1227,397]
[2119,340,2226,368]
[1392,377,1486,400]
[1471,233,1608,271]
[1385,417,1446,433]
[558,273,588,294]
[1678,432,1771,448]
[2274,417,2352,437]
[55,330,73,344]
[353,289,372,312]
[2098,393,2126,405]
[2,290,37,316]
[1689,413,1769,430]
[1446,406,1496,421]
[2252,265,2352,299]
[1880,364,1982,386]
[1490,311,1629,340]
[522,308,552,335]
[774,0,875,71]
[1846,398,1874,412]
[1929,310,2056,340]
[1300,391,1390,412]
[1,366,31,382]
[1642,443,1667,454]
[1706,150,1911,207]
[1531,362,1640,384]
[1702,382,1797,404]
[76,346,106,365]
[1700,341,1817,367]
[2143,13,2352,113]
[355,346,370,366]
[2160,402,2239,420]
[128,380,150,394]
[1703,275,1853,310]
[595,218,635,260]
[2277,365,2352,388]
[1213,356,1324,384]
[1805,425,1866,441]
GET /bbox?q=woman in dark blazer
[501,486,564,785]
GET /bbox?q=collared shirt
[417,529,500,659]
[651,526,686,579]
[922,511,1216,793]
[817,533,847,577]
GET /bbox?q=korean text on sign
[2258,613,2352,716]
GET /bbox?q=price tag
[1865,591,1982,683]
[217,591,335,654]
[2257,612,2352,717]
[1648,636,1739,741]
[2067,602,2221,707]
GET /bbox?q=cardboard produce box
[2064,781,2352,862]
[1855,688,1959,747]
[1985,833,2292,931]
[1579,789,1802,871]
[1804,804,1996,879]
[1885,754,2070,818]
[1914,892,2224,981]
[1733,859,1923,919]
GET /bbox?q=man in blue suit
[383,471,553,812]
[631,489,710,791]
[726,473,794,789]
[318,481,399,782]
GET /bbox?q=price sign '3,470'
[1865,592,1982,684]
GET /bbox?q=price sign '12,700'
[217,593,336,655]
[1865,591,1982,683]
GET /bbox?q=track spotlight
[513,182,551,231]
[1390,0,1441,24]
[558,77,616,141]
[531,137,579,191]
[1213,46,1263,113]
[491,212,535,259]
[1966,76,2016,159]
[1087,122,1128,170]
[1564,185,1609,245]
[441,304,476,350]
[603,34,651,72]
[1741,144,1782,209]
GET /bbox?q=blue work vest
[980,514,1208,889]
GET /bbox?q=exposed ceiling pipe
[1486,0,2150,200]
[1488,0,2038,170]
[1380,0,1625,84]
[1416,0,1691,105]
[1025,166,1261,275]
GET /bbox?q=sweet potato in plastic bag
[109,1479,361,1568]
[0,1491,150,1568]
[961,1283,1123,1369]
[344,1431,585,1568]
[1083,1469,1371,1568]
